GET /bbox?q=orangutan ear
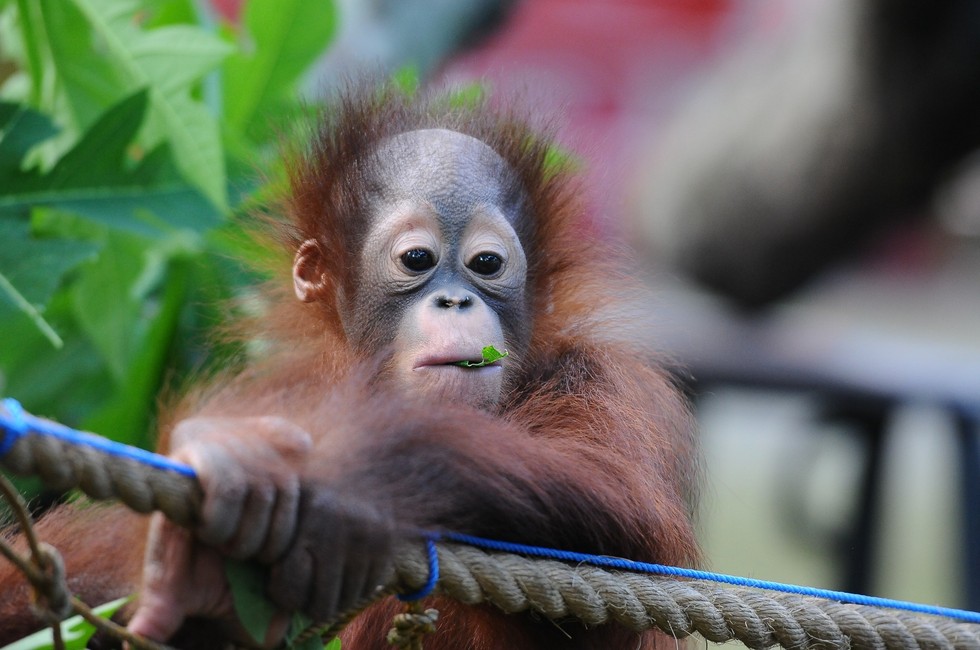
[292,239,329,302]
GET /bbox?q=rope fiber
[1,399,979,650]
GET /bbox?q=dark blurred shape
[631,0,980,308]
[316,0,519,85]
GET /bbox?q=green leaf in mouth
[453,345,509,367]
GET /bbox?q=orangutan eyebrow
[453,345,509,367]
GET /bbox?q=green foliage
[1,91,221,238]
[1,0,348,645]
[0,597,130,650]
[3,0,231,207]
[0,0,336,451]
[222,0,337,142]
[224,558,278,645]
[225,559,341,650]
[287,613,331,650]
[0,219,98,347]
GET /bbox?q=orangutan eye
[468,252,503,276]
[400,249,436,273]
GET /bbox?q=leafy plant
[225,559,343,649]
[0,1,345,646]
[0,0,336,451]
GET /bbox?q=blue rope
[0,398,28,457]
[397,537,440,601]
[2,397,979,624]
[0,398,196,478]
[442,532,980,625]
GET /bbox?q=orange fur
[0,504,146,644]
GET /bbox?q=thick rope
[0,404,200,527]
[386,602,439,649]
[2,410,980,650]
[392,543,980,650]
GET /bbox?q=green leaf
[0,273,60,347]
[452,345,509,368]
[0,288,116,432]
[223,0,337,140]
[31,89,147,189]
[289,637,324,650]
[0,220,98,305]
[9,0,49,109]
[283,611,314,649]
[280,602,341,649]
[480,345,508,364]
[0,220,99,347]
[48,0,233,209]
[0,103,59,178]
[288,632,330,650]
[141,0,197,29]
[224,558,277,646]
[36,1,120,138]
[0,596,130,650]
[0,92,223,235]
[70,231,147,380]
[81,249,192,448]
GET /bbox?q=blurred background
[2,0,979,627]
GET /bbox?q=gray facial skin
[298,129,531,409]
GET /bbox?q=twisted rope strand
[440,532,980,625]
[2,400,979,650]
[393,544,980,650]
[0,399,200,526]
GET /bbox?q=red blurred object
[436,0,740,235]
[210,0,241,22]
